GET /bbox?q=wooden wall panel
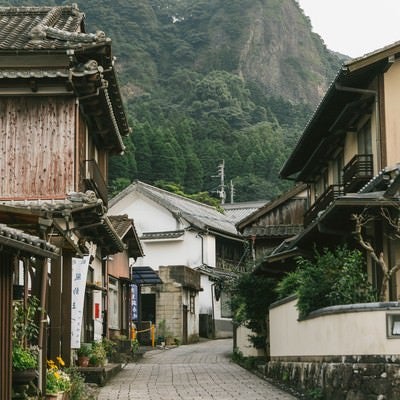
[0,96,76,199]
[258,198,307,226]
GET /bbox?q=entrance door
[182,305,188,344]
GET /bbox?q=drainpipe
[210,283,216,339]
[335,83,381,170]
[196,232,205,265]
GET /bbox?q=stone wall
[263,357,400,399]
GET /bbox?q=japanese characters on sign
[131,284,138,321]
[71,255,91,348]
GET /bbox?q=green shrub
[276,246,377,318]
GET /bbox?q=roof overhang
[131,266,163,285]
[280,46,400,181]
[0,197,126,256]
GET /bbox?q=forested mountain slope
[1,0,344,201]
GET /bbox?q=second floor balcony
[304,184,344,227]
[343,154,373,193]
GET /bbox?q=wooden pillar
[0,253,13,400]
[48,254,62,361]
[61,254,72,365]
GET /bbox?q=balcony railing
[304,184,344,227]
[343,154,373,193]
[82,159,108,206]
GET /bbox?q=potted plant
[12,297,40,386]
[46,358,71,399]
[76,343,91,367]
[89,341,106,367]
[102,337,117,362]
[12,344,38,385]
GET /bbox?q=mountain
[0,0,343,201]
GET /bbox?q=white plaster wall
[270,298,400,358]
[199,274,213,314]
[135,230,203,270]
[109,191,181,235]
[182,289,199,339]
[384,61,400,167]
[202,234,216,267]
[236,325,265,357]
[109,191,216,271]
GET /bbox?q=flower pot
[77,356,90,367]
[12,368,38,385]
[46,392,64,399]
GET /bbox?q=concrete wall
[270,296,400,359]
[235,325,264,358]
[266,297,400,398]
[198,274,233,338]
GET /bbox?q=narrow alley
[96,339,298,400]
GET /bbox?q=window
[108,277,119,330]
[386,313,400,338]
[314,169,328,199]
[358,119,372,154]
[332,152,344,185]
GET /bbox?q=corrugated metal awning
[131,266,162,285]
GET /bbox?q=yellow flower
[56,356,65,366]
[54,371,61,380]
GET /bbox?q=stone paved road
[97,339,298,400]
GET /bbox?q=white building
[109,181,246,340]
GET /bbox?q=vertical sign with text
[131,284,138,322]
[71,255,90,348]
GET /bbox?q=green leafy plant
[46,358,71,394]
[276,246,377,318]
[64,366,97,400]
[230,271,278,351]
[305,387,324,400]
[102,337,117,358]
[77,343,92,358]
[89,341,107,367]
[12,344,38,371]
[12,296,40,347]
[131,339,139,354]
[12,296,40,371]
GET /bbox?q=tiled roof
[0,5,130,153]
[195,264,237,282]
[110,181,240,238]
[0,5,107,50]
[141,230,185,240]
[109,214,144,258]
[109,215,134,238]
[242,225,303,238]
[358,164,400,196]
[223,201,268,224]
[0,191,126,255]
[0,223,59,258]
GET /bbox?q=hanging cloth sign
[71,255,91,348]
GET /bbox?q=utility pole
[215,160,226,204]
[230,180,234,204]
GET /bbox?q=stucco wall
[384,61,400,167]
[270,297,400,358]
[235,325,264,358]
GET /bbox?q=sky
[297,0,400,58]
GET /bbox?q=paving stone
[96,339,298,400]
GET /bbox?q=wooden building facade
[0,5,133,397]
